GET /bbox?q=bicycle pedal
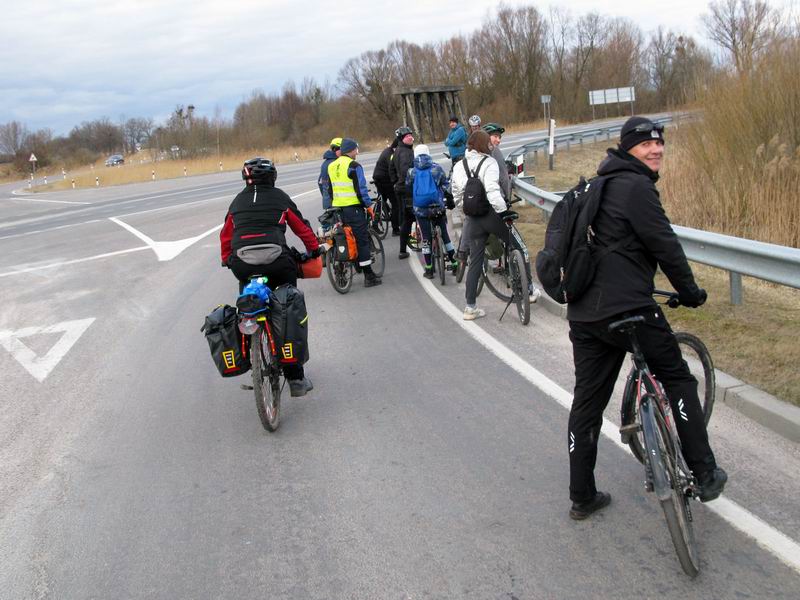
[619,423,640,442]
[240,384,254,391]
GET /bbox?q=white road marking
[407,259,800,574]
[0,318,95,382]
[0,246,149,278]
[109,217,222,262]
[0,219,103,241]
[7,196,90,205]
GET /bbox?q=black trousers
[397,189,416,253]
[230,253,303,381]
[375,179,399,233]
[567,306,716,503]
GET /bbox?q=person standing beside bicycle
[444,116,467,169]
[389,127,416,260]
[327,138,382,288]
[565,116,727,520]
[318,137,341,211]
[220,157,320,397]
[372,132,400,236]
[405,144,458,279]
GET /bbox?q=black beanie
[619,116,665,152]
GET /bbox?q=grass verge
[517,141,800,407]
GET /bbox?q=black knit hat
[619,116,665,151]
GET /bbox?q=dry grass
[517,142,800,407]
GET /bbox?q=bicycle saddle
[608,315,645,334]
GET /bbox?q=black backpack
[535,174,634,304]
[461,156,491,217]
[201,304,251,377]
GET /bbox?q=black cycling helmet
[483,123,505,135]
[395,126,413,139]
[242,157,277,185]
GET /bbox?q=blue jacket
[444,124,467,160]
[318,149,338,209]
[406,154,448,216]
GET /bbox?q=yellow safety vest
[328,156,360,207]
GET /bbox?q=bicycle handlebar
[654,289,681,308]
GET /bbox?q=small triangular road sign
[29,153,38,162]
[0,318,95,382]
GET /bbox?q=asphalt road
[1,123,798,599]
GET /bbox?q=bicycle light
[238,317,259,335]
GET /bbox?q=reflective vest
[328,156,360,207]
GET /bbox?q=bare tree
[338,49,400,120]
[703,0,783,74]
[0,121,29,155]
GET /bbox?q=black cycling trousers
[375,179,399,232]
[397,190,416,253]
[567,306,716,503]
[229,253,303,381]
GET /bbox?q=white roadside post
[71,179,76,189]
[62,168,66,180]
[95,177,99,187]
[183,166,187,177]
[548,119,556,171]
[43,176,47,185]
[152,170,155,181]
[219,161,223,172]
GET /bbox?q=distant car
[105,154,124,166]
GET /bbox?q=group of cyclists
[219,114,727,519]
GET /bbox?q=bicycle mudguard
[640,395,672,501]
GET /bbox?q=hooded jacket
[389,140,415,193]
[567,147,703,322]
[372,137,399,183]
[318,148,338,208]
[445,124,467,160]
[405,154,448,214]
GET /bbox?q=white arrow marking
[0,318,95,382]
[109,217,222,261]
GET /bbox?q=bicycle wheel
[434,227,446,285]
[326,254,353,294]
[482,253,512,302]
[251,330,281,432]
[674,332,715,424]
[371,197,388,239]
[369,230,385,277]
[643,397,700,577]
[509,249,530,325]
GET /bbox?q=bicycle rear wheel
[251,330,281,432]
[434,227,446,285]
[482,253,512,302]
[642,397,700,577]
[674,332,715,424]
[510,248,530,325]
[326,254,354,294]
[369,230,385,277]
[371,196,388,239]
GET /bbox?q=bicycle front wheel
[643,397,700,577]
[251,331,281,432]
[674,332,715,424]
[326,254,354,294]
[371,197,388,239]
[369,230,385,277]
[510,249,530,325]
[482,254,512,302]
[434,227,446,285]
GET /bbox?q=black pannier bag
[201,304,251,377]
[268,285,309,366]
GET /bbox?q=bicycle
[613,291,715,577]
[319,208,385,294]
[237,277,283,432]
[416,210,449,285]
[368,181,391,239]
[478,198,531,325]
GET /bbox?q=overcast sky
[0,0,785,135]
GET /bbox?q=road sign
[29,153,38,162]
[540,95,551,104]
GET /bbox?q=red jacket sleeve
[220,213,234,263]
[283,208,320,252]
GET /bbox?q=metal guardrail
[513,177,800,304]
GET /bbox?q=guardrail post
[730,272,743,305]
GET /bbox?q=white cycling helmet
[468,114,481,127]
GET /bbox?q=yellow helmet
[330,137,342,149]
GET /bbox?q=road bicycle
[368,181,391,239]
[479,199,531,325]
[319,208,385,294]
[614,291,716,577]
[237,277,283,432]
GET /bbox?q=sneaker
[529,285,541,303]
[365,275,383,288]
[696,467,728,502]
[288,377,313,398]
[569,491,612,520]
[448,260,459,273]
[463,306,486,320]
[423,270,434,279]
[398,251,410,260]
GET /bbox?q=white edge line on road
[0,219,103,242]
[0,246,149,278]
[407,259,800,574]
[289,189,318,200]
[7,196,90,205]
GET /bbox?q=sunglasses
[633,122,665,134]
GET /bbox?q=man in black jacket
[372,133,400,236]
[566,117,727,520]
[389,127,416,259]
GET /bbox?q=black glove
[679,288,707,308]
[445,196,455,210]
[309,247,323,258]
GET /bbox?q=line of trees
[0,0,792,175]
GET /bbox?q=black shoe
[365,276,383,288]
[398,252,409,260]
[569,492,611,520]
[423,270,434,279]
[696,467,727,502]
[288,377,313,398]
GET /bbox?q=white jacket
[450,149,506,214]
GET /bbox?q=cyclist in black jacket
[389,127,416,258]
[372,133,400,235]
[566,117,727,520]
